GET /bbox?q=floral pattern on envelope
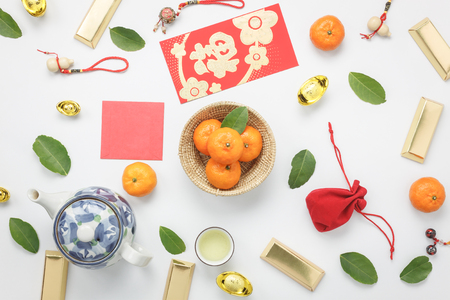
[160,4,298,104]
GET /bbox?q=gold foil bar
[409,18,450,81]
[260,238,324,292]
[41,250,69,300]
[163,259,195,300]
[74,0,122,49]
[401,97,443,163]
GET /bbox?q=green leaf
[159,226,186,255]
[0,8,22,39]
[288,149,316,189]
[340,252,378,285]
[32,135,71,176]
[400,256,432,284]
[221,107,248,134]
[348,72,386,105]
[110,27,145,51]
[9,218,39,253]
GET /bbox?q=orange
[122,162,157,197]
[310,15,345,51]
[205,158,241,189]
[193,119,222,156]
[239,126,263,162]
[409,177,446,213]
[207,127,244,165]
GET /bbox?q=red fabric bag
[306,123,395,259]
[306,180,367,232]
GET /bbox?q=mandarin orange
[205,158,241,189]
[409,177,445,213]
[207,127,244,165]
[193,119,222,156]
[122,162,157,197]
[239,126,263,162]
[310,15,345,51]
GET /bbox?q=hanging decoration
[425,228,449,255]
[37,50,129,74]
[361,0,392,39]
[305,123,395,259]
[153,0,245,34]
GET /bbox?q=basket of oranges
[179,101,276,196]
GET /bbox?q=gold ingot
[22,0,46,17]
[57,101,81,116]
[0,187,10,203]
[216,271,253,297]
[297,75,329,106]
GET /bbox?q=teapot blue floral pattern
[53,187,137,269]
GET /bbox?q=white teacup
[195,227,235,266]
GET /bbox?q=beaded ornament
[425,228,449,255]
[153,0,245,34]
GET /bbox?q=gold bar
[163,259,195,300]
[409,18,450,81]
[74,0,122,49]
[401,97,443,163]
[260,238,324,292]
[41,250,69,300]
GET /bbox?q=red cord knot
[328,122,333,134]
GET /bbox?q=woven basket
[179,101,276,196]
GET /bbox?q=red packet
[101,101,164,160]
[160,4,298,104]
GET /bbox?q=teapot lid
[54,197,122,263]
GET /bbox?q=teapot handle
[120,242,153,267]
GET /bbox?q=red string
[432,238,450,246]
[37,49,128,74]
[82,56,129,73]
[356,206,395,260]
[179,0,244,10]
[328,122,352,190]
[328,122,395,260]
[37,49,63,71]
[198,0,245,8]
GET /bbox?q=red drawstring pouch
[306,123,395,259]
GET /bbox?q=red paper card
[101,101,164,160]
[160,3,298,104]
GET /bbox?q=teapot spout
[27,189,72,220]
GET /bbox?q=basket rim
[178,101,276,197]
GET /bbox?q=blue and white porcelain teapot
[28,186,152,270]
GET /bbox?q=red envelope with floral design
[160,4,298,104]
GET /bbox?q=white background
[1,0,450,299]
